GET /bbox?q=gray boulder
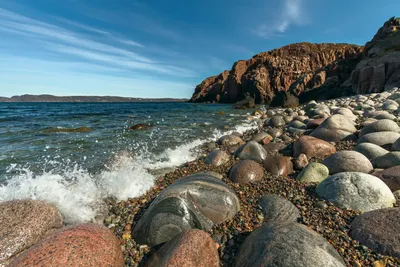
[392,137,400,151]
[217,135,243,146]
[234,141,268,162]
[357,131,400,147]
[132,174,240,246]
[354,143,389,160]
[234,222,346,267]
[258,194,300,224]
[359,119,400,137]
[322,151,373,174]
[372,152,400,169]
[316,172,395,212]
[311,114,357,141]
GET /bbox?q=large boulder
[357,131,400,147]
[229,160,264,185]
[293,135,336,158]
[310,114,357,141]
[322,151,373,174]
[372,152,400,169]
[132,174,240,246]
[354,142,389,160]
[145,230,219,267]
[234,141,268,162]
[350,208,400,258]
[204,150,230,166]
[10,224,123,267]
[359,119,400,137]
[373,165,400,191]
[269,91,299,108]
[234,222,346,267]
[218,135,243,146]
[258,195,300,224]
[0,200,63,266]
[316,172,395,212]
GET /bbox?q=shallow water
[0,102,259,223]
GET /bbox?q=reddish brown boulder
[229,160,264,184]
[145,229,219,267]
[373,166,400,191]
[10,224,123,267]
[0,200,63,266]
[263,156,294,176]
[293,136,336,158]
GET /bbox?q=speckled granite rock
[132,174,240,246]
[316,172,395,212]
[145,229,219,267]
[322,151,373,174]
[234,222,346,267]
[350,208,400,258]
[10,224,123,267]
[258,194,300,224]
[0,200,63,266]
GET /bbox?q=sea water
[0,102,259,223]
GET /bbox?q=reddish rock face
[10,224,124,267]
[189,43,363,104]
[145,229,219,267]
[293,136,336,159]
[0,200,63,266]
[229,160,265,185]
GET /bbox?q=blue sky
[0,0,399,98]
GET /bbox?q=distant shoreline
[0,94,188,103]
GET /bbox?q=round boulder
[268,115,286,127]
[204,150,230,166]
[132,174,240,246]
[0,200,63,266]
[293,135,336,158]
[234,222,346,267]
[373,166,400,191]
[258,194,300,224]
[145,229,219,267]
[354,142,389,160]
[251,131,273,144]
[218,135,243,146]
[372,152,400,169]
[10,224,123,267]
[316,172,396,212]
[229,160,264,185]
[358,132,400,147]
[322,151,373,174]
[234,141,268,162]
[297,162,329,184]
[359,119,400,137]
[350,208,400,258]
[310,114,357,142]
[263,155,293,176]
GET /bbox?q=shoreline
[104,90,400,267]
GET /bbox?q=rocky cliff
[190,43,363,104]
[349,17,400,94]
[190,17,400,105]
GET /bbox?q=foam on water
[0,119,260,224]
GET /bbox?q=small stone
[297,162,329,184]
[315,201,328,209]
[294,153,308,170]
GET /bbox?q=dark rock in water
[232,93,255,109]
[10,224,124,267]
[234,222,346,267]
[350,208,400,258]
[217,135,243,146]
[44,126,93,133]
[129,123,152,130]
[132,174,240,246]
[263,155,293,176]
[204,150,230,166]
[229,160,264,185]
[234,141,268,162]
[269,91,299,108]
[373,165,400,191]
[258,194,300,224]
[145,229,219,267]
[0,200,64,266]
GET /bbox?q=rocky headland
[190,17,400,106]
[1,17,400,267]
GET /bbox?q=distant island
[0,94,188,103]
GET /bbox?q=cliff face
[350,17,400,94]
[190,42,363,104]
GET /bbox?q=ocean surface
[0,102,259,223]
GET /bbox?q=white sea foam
[0,118,260,224]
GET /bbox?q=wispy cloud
[253,0,306,38]
[0,7,194,77]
